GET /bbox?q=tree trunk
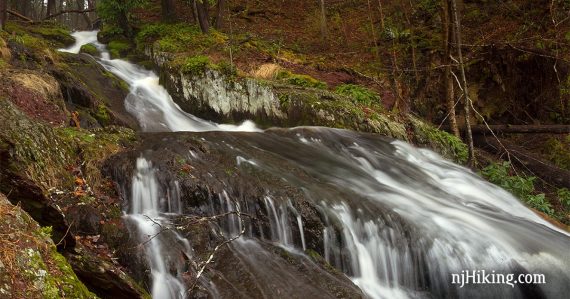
[0,0,6,31]
[442,0,460,137]
[450,0,475,165]
[161,0,176,23]
[47,0,55,18]
[214,0,226,29]
[196,0,209,33]
[319,0,328,41]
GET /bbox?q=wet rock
[104,130,366,298]
[149,50,466,162]
[52,53,139,130]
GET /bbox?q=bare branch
[44,8,95,21]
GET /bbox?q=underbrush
[481,161,557,215]
[335,84,381,106]
[136,23,227,54]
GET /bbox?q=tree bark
[0,0,8,30]
[214,0,226,29]
[195,0,209,33]
[0,0,6,31]
[161,0,176,23]
[442,0,460,137]
[450,0,475,165]
[319,0,328,41]
[47,0,56,18]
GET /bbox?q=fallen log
[475,136,570,189]
[471,124,570,134]
[44,8,96,20]
[7,10,33,22]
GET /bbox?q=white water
[61,31,259,133]
[62,31,570,299]
[129,158,189,298]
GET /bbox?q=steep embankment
[0,23,149,298]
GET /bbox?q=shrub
[136,23,222,53]
[481,161,553,215]
[335,84,381,106]
[558,188,570,208]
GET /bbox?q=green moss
[408,116,468,163]
[28,25,74,47]
[0,58,6,69]
[57,127,97,144]
[0,99,75,190]
[4,22,73,48]
[136,23,225,53]
[277,70,327,89]
[49,249,97,298]
[180,55,211,75]
[107,40,132,59]
[80,44,100,57]
[94,104,111,126]
[305,249,322,260]
[335,84,381,106]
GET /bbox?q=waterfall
[63,31,570,299]
[127,158,190,299]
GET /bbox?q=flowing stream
[63,31,570,299]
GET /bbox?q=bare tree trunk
[0,0,6,31]
[319,0,328,41]
[214,0,226,29]
[450,0,475,165]
[196,0,209,33]
[47,0,55,18]
[442,0,459,137]
[365,0,377,57]
[161,0,176,22]
[377,0,385,30]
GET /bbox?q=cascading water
[63,32,570,299]
[128,158,189,298]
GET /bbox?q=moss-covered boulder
[52,53,138,129]
[0,193,97,298]
[79,44,101,57]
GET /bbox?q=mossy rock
[408,116,468,163]
[277,70,327,89]
[80,44,100,57]
[0,193,97,298]
[107,40,132,59]
[4,22,74,49]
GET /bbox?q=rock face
[0,193,96,298]
[147,48,468,163]
[104,130,366,298]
